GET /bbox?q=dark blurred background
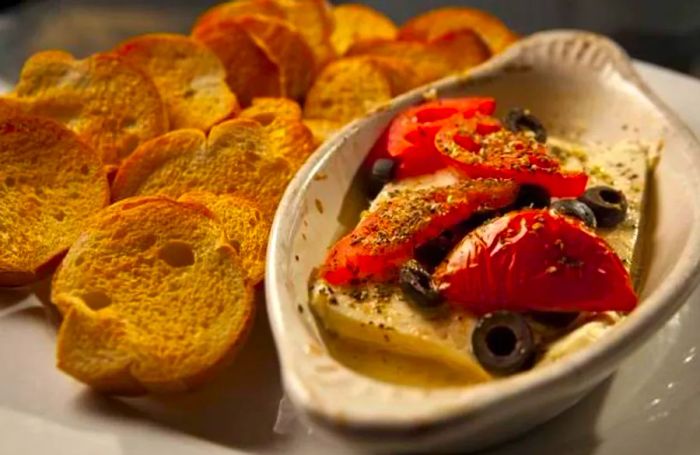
[0,0,698,84]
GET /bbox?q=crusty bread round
[0,115,109,287]
[231,15,315,100]
[114,33,240,131]
[111,118,304,216]
[271,0,336,70]
[11,50,169,166]
[192,19,283,106]
[303,57,393,123]
[179,191,270,285]
[240,98,314,171]
[194,0,336,71]
[194,0,287,31]
[240,97,302,123]
[0,97,23,118]
[346,31,489,87]
[398,6,519,54]
[53,197,254,394]
[303,118,343,147]
[330,3,398,56]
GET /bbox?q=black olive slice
[472,311,536,375]
[579,186,628,228]
[399,259,443,308]
[367,158,396,198]
[514,184,551,209]
[551,199,597,228]
[504,107,547,143]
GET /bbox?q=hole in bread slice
[158,241,195,267]
[251,112,276,126]
[229,239,241,254]
[81,291,112,311]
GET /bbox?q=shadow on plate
[0,277,60,324]
[0,286,32,307]
[4,272,288,452]
[73,293,287,452]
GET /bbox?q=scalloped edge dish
[266,30,700,452]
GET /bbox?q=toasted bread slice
[303,118,343,147]
[398,7,519,53]
[240,97,302,123]
[53,197,254,394]
[229,15,315,100]
[240,98,314,170]
[273,0,336,69]
[114,33,240,131]
[364,56,422,95]
[264,117,315,171]
[192,18,282,105]
[303,57,393,123]
[0,115,109,287]
[10,51,168,166]
[195,0,286,29]
[112,118,294,216]
[179,191,270,285]
[0,97,23,118]
[331,4,398,55]
[347,30,490,86]
[194,0,336,70]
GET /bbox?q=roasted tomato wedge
[434,210,637,314]
[363,97,496,179]
[321,178,517,285]
[435,118,588,197]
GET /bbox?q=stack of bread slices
[0,0,518,394]
[0,25,313,395]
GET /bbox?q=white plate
[1,61,700,455]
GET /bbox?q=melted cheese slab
[311,139,653,386]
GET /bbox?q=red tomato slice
[321,178,518,285]
[362,125,391,170]
[434,210,637,314]
[435,118,588,197]
[378,97,496,179]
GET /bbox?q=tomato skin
[434,210,637,314]
[363,126,391,170]
[435,119,588,197]
[321,178,518,285]
[380,97,496,179]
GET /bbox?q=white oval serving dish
[265,30,700,452]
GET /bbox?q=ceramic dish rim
[266,29,700,431]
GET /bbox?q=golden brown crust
[240,98,315,170]
[194,0,287,31]
[346,31,490,86]
[240,97,303,123]
[0,115,109,287]
[53,197,255,394]
[11,51,169,165]
[192,19,283,105]
[302,118,343,147]
[0,97,24,119]
[331,3,398,55]
[179,191,271,285]
[233,15,315,100]
[111,118,301,217]
[272,0,336,70]
[398,7,519,54]
[194,0,336,71]
[114,33,240,131]
[303,57,393,123]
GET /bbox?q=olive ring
[504,107,548,143]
